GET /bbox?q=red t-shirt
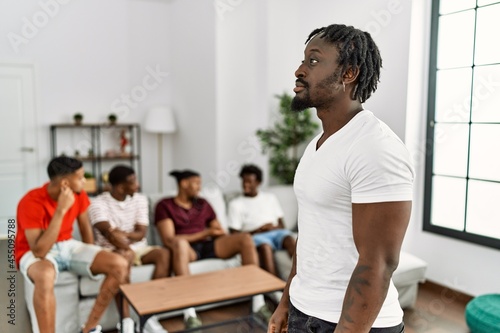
[154,197,216,235]
[15,183,91,267]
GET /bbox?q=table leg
[138,314,152,333]
[119,291,124,330]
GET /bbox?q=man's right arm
[156,218,211,248]
[25,186,74,258]
[93,221,131,250]
[268,238,297,333]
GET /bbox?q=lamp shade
[143,106,176,133]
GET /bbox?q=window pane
[471,65,500,122]
[440,0,476,14]
[435,68,472,122]
[437,10,476,69]
[469,124,500,181]
[431,176,466,230]
[475,4,500,65]
[433,124,470,177]
[478,0,500,7]
[466,180,500,239]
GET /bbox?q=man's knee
[171,238,190,253]
[106,253,129,282]
[28,261,56,291]
[238,233,254,247]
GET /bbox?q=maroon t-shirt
[154,197,216,235]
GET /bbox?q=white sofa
[23,185,427,332]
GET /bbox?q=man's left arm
[125,224,147,243]
[77,211,94,244]
[125,195,149,243]
[334,200,411,333]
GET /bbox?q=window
[424,0,500,249]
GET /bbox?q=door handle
[20,147,34,152]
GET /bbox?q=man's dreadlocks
[306,24,382,103]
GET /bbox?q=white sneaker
[80,325,102,333]
[117,317,135,333]
[144,315,168,333]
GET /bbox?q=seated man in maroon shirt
[155,169,272,329]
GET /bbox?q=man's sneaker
[80,325,102,333]
[184,315,202,329]
[255,304,273,323]
[116,317,135,333]
[144,315,168,333]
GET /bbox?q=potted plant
[83,172,97,193]
[256,92,319,184]
[73,113,83,125]
[108,113,117,125]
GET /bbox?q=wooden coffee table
[119,265,286,332]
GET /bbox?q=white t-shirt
[89,192,149,251]
[289,110,414,327]
[228,192,284,232]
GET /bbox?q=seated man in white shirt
[228,164,295,277]
[89,165,170,333]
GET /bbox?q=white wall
[405,0,500,296]
[0,0,172,194]
[215,0,412,190]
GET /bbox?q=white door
[0,63,39,236]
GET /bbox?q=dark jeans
[288,301,405,333]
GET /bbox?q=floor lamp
[144,106,176,192]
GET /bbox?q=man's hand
[260,223,275,232]
[206,225,225,238]
[57,186,75,214]
[268,302,289,333]
[109,229,130,249]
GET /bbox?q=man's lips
[294,79,307,93]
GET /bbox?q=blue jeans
[288,301,405,333]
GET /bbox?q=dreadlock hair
[239,164,263,183]
[305,24,382,103]
[108,165,135,186]
[47,156,83,180]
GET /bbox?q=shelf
[51,123,138,129]
[76,155,140,161]
[50,123,142,194]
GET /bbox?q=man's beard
[291,69,342,112]
[291,92,312,112]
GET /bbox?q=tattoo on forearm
[337,265,372,331]
[351,265,371,295]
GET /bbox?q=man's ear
[60,178,70,188]
[343,66,360,85]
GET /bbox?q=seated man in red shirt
[155,169,273,329]
[15,156,129,333]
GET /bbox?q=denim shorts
[20,239,102,283]
[252,229,293,250]
[288,301,405,333]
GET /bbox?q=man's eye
[309,58,318,64]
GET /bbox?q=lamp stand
[157,133,164,193]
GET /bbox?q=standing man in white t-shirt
[268,24,414,333]
[228,164,295,277]
[89,165,170,333]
